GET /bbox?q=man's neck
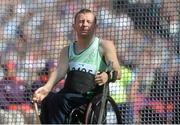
[75,35,95,53]
[77,35,95,48]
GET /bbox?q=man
[32,8,120,124]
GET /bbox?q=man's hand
[32,85,51,103]
[95,72,108,86]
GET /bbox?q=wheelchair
[34,66,122,124]
[67,84,122,124]
[33,85,122,124]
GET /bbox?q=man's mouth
[81,30,88,33]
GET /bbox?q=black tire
[67,105,86,124]
[85,94,122,124]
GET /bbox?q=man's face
[74,12,96,38]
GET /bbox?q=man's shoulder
[99,38,114,47]
[60,45,69,58]
[98,38,114,55]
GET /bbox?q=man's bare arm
[101,40,121,80]
[45,46,69,90]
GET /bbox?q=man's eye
[87,20,93,23]
[79,20,84,23]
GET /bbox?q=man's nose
[82,21,88,26]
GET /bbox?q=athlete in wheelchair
[32,8,121,124]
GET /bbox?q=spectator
[128,35,176,123]
[109,66,133,124]
[159,0,180,37]
[30,60,55,93]
[0,60,30,109]
[29,60,64,95]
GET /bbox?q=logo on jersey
[69,62,96,74]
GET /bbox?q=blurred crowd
[0,0,180,124]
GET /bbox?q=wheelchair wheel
[85,93,122,124]
[67,105,86,124]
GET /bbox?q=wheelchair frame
[67,84,122,124]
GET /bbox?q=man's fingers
[95,72,108,84]
[95,79,101,84]
[95,78,104,86]
[32,96,38,103]
[32,93,41,104]
[98,83,104,86]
